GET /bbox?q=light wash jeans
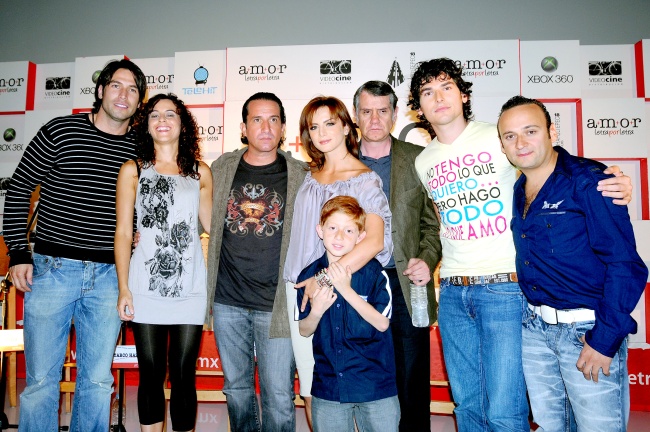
[438,279,529,432]
[213,302,296,432]
[311,395,400,432]
[20,253,121,432]
[522,311,629,432]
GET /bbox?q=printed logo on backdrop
[553,113,565,147]
[2,128,23,152]
[198,123,223,143]
[320,60,352,84]
[387,60,404,88]
[527,56,574,84]
[146,73,174,92]
[182,65,217,96]
[79,70,101,96]
[238,63,287,83]
[423,152,508,240]
[455,58,507,78]
[0,77,25,94]
[587,61,623,86]
[586,115,641,137]
[44,76,71,99]
[0,177,10,200]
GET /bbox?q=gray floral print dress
[128,165,207,325]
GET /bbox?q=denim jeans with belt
[522,310,629,432]
[213,302,296,432]
[20,253,122,432]
[438,278,529,432]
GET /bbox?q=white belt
[528,303,595,325]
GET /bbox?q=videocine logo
[320,60,352,83]
[45,76,71,98]
[320,60,352,75]
[588,61,623,84]
[46,77,71,90]
[589,61,622,76]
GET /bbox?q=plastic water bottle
[110,394,125,429]
[410,283,429,327]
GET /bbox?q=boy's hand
[311,282,337,316]
[328,262,352,294]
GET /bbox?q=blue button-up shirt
[297,253,397,402]
[511,146,648,357]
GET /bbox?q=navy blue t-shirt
[297,253,397,403]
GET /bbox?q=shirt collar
[551,146,574,180]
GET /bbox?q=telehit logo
[239,64,287,82]
[586,117,641,136]
[527,56,573,84]
[183,66,217,95]
[455,59,506,77]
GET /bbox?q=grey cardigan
[205,147,308,337]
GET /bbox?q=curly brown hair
[134,93,202,179]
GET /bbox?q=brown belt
[444,272,518,286]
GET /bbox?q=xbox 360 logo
[3,128,16,142]
[91,70,101,84]
[541,56,558,73]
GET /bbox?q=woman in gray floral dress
[114,93,212,432]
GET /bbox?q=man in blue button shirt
[498,95,648,432]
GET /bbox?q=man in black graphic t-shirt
[206,92,307,432]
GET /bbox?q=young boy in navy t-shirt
[297,195,399,432]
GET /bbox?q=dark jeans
[386,268,431,432]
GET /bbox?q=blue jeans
[20,253,122,432]
[522,311,629,432]
[438,279,529,432]
[312,395,400,432]
[213,302,296,432]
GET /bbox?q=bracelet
[315,268,334,290]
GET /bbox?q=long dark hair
[134,93,201,179]
[299,96,359,171]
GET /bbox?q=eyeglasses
[148,111,179,121]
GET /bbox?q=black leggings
[132,323,202,431]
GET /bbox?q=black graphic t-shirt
[215,154,288,312]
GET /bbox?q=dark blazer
[389,136,442,324]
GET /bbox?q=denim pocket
[522,306,536,327]
[32,253,57,279]
[485,281,522,296]
[570,320,596,349]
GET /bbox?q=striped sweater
[4,113,136,265]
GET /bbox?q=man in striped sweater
[4,59,146,432]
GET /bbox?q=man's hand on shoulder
[576,336,613,383]
[599,166,632,205]
[9,264,33,292]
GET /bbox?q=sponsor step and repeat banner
[1,39,649,410]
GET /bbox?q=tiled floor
[3,379,649,431]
